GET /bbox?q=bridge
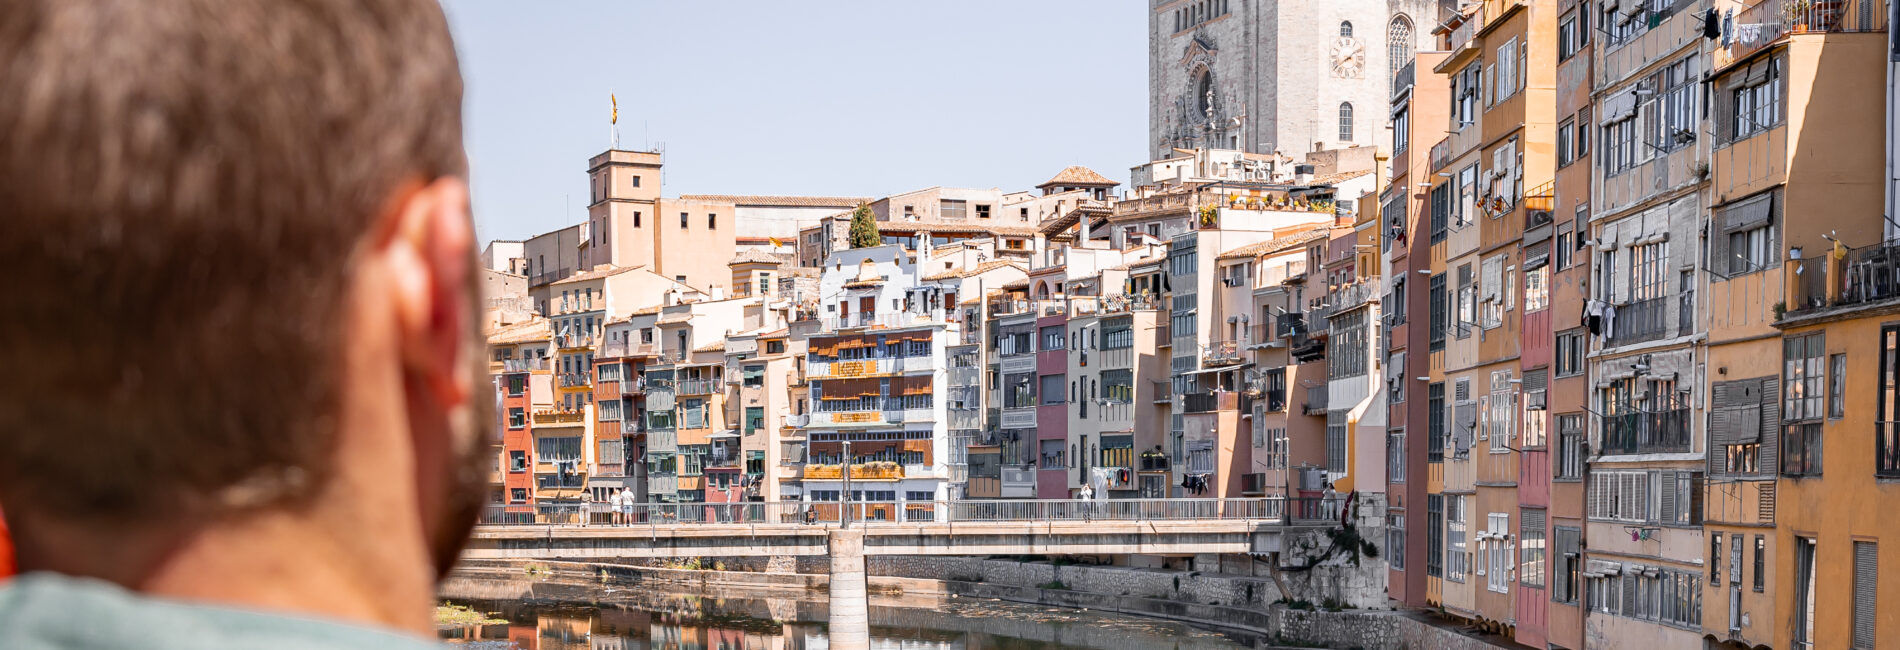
[465,497,1348,650]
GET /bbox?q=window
[1730,227,1771,275]
[1428,382,1446,463]
[1339,20,1353,37]
[1427,494,1445,577]
[1041,325,1065,351]
[1428,272,1447,350]
[1387,513,1406,570]
[1484,512,1512,593]
[680,212,689,228]
[1795,536,1816,648]
[508,407,525,429]
[1555,329,1586,377]
[1520,509,1545,588]
[1454,62,1481,127]
[1338,103,1355,142]
[1829,353,1846,419]
[1040,374,1064,405]
[1553,527,1581,604]
[1392,107,1410,153]
[1525,265,1548,312]
[1493,39,1521,103]
[1328,309,1368,378]
[1753,536,1766,592]
[1388,16,1414,80]
[1446,495,1467,582]
[1603,115,1637,175]
[1039,439,1066,468]
[707,213,717,229]
[1851,541,1880,649]
[940,199,968,221]
[1456,263,1476,337]
[1429,183,1449,244]
[1388,430,1406,483]
[1784,333,1825,476]
[1555,414,1584,480]
[1726,56,1783,142]
[1653,57,1699,154]
[1628,241,1668,303]
[509,450,526,472]
[507,374,526,396]
[1716,190,1778,277]
[510,488,528,503]
[1881,325,1900,476]
[1326,410,1347,473]
[1557,119,1576,166]
[1522,372,1547,448]
[1558,11,1583,60]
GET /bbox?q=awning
[708,430,741,440]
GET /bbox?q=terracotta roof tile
[486,317,551,344]
[1307,169,1373,186]
[1215,229,1331,260]
[677,195,870,208]
[1038,166,1119,188]
[729,249,793,265]
[552,264,642,285]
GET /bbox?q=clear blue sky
[444,1,1148,242]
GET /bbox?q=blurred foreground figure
[0,1,486,647]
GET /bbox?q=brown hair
[0,0,466,522]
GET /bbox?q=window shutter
[1760,377,1781,474]
[1621,571,1639,616]
[1854,541,1878,648]
[1587,474,1603,519]
[1658,470,1678,523]
[1689,473,1705,525]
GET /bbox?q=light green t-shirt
[0,573,443,650]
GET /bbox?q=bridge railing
[477,496,1350,527]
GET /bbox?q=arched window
[1340,21,1354,38]
[1339,103,1355,142]
[1388,16,1415,79]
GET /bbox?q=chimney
[1294,164,1316,186]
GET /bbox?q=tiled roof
[694,342,728,353]
[486,318,550,344]
[1038,166,1119,188]
[551,264,642,285]
[1307,169,1373,187]
[729,249,793,265]
[877,222,1039,237]
[678,194,870,208]
[923,259,1022,281]
[630,305,664,316]
[1215,229,1331,260]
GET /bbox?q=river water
[438,580,1252,650]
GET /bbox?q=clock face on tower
[1331,37,1365,78]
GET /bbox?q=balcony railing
[949,408,984,430]
[676,378,718,395]
[1786,240,1900,320]
[1181,391,1224,414]
[824,311,940,331]
[529,268,572,287]
[1241,472,1270,495]
[1430,137,1453,172]
[558,372,590,388]
[1303,386,1328,415]
[1523,180,1555,214]
[1139,454,1171,472]
[1099,293,1161,314]
[556,333,595,350]
[532,410,584,425]
[1201,340,1242,367]
[1608,296,1669,346]
[783,413,810,428]
[1729,0,1887,62]
[1600,407,1692,455]
[501,357,548,373]
[1392,59,1415,98]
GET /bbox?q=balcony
[1600,407,1692,455]
[1000,355,1036,374]
[806,405,935,428]
[558,372,590,389]
[501,357,548,373]
[1181,391,1224,414]
[1001,465,1037,498]
[1139,453,1170,472]
[1241,472,1270,495]
[620,418,645,435]
[1727,0,1887,63]
[1326,281,1379,316]
[823,311,939,331]
[1152,381,1173,403]
[556,332,595,350]
[1608,296,1669,346]
[1099,294,1160,314]
[1429,137,1453,173]
[949,407,984,430]
[676,378,718,395]
[1201,340,1243,367]
[529,268,572,287]
[532,410,584,426]
[1000,407,1037,429]
[802,462,906,481]
[1303,386,1328,415]
[1784,240,1900,322]
[783,413,810,428]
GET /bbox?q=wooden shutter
[1658,471,1678,523]
[1760,377,1781,475]
[1688,473,1705,525]
[1587,474,1603,519]
[1621,571,1639,616]
[1854,541,1878,648]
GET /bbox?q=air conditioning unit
[1528,209,1553,227]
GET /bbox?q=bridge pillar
[827,529,870,650]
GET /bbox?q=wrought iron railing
[1600,407,1693,455]
[1609,296,1669,346]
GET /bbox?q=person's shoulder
[0,573,445,650]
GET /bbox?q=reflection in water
[438,589,1249,650]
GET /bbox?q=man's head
[0,0,485,597]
